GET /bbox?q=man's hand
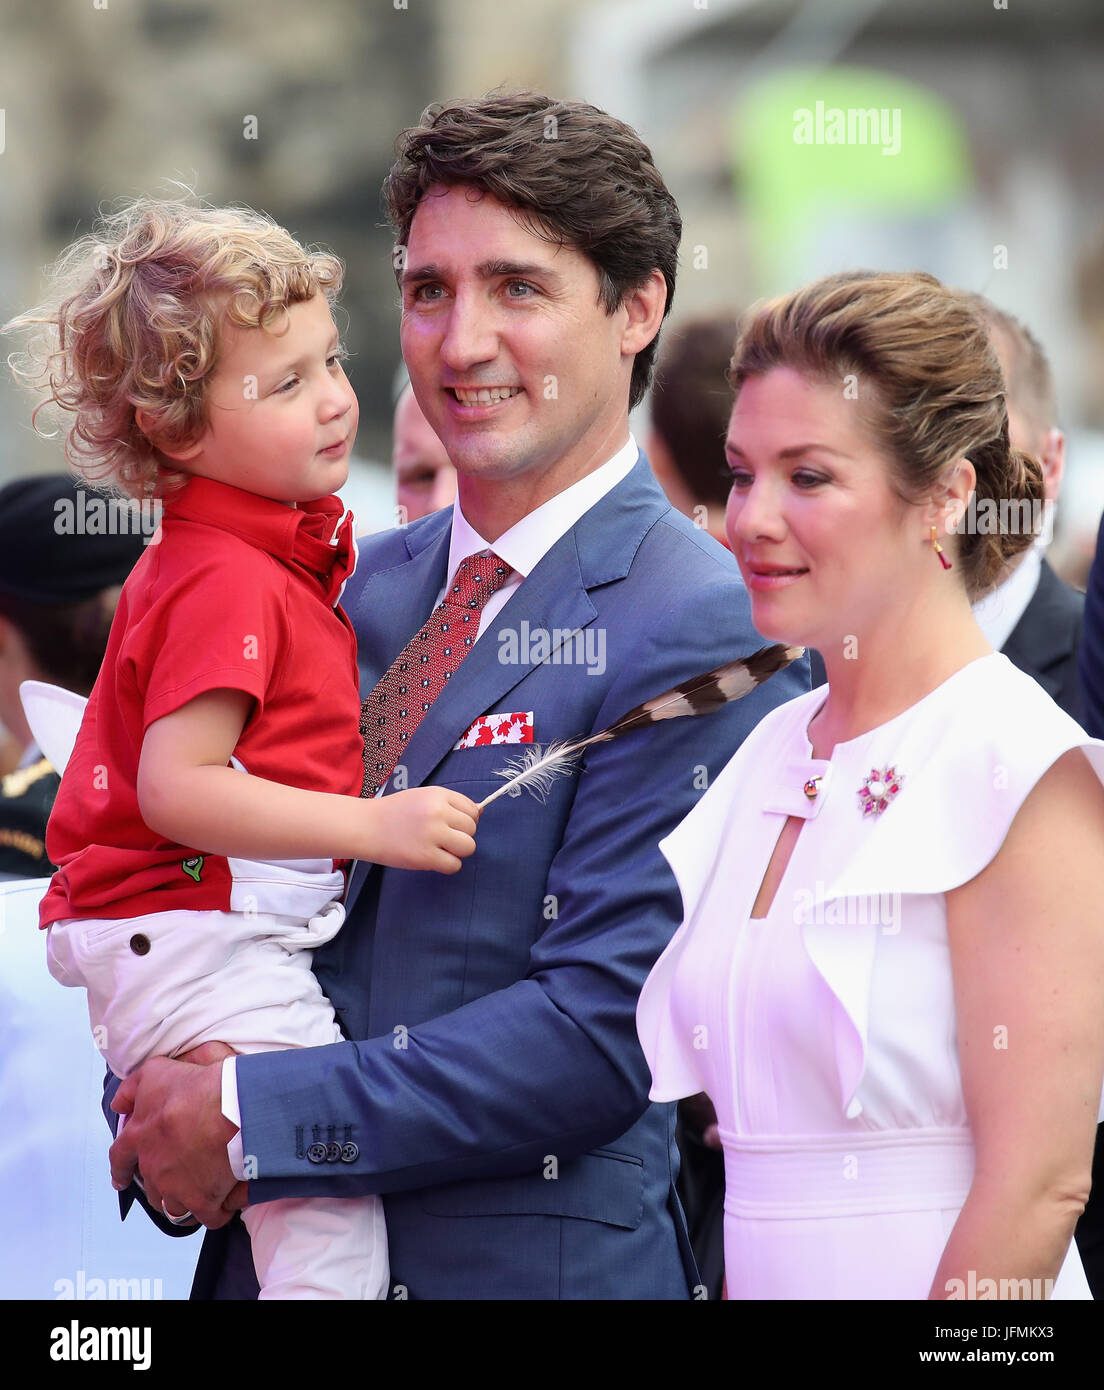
[680,1091,721,1150]
[110,1043,245,1228]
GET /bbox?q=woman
[637,270,1104,1299]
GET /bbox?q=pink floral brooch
[858,766,903,818]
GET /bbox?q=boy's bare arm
[136,688,478,873]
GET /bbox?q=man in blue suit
[109,91,809,1299]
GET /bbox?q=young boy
[6,198,480,1298]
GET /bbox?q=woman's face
[724,366,920,651]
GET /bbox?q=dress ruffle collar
[640,655,1104,1120]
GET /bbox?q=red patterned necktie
[360,550,513,796]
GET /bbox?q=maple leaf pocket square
[454,711,535,750]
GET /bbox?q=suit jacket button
[307,1142,328,1164]
[129,934,151,955]
[340,1142,359,1163]
[325,1142,342,1163]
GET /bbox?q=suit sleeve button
[340,1142,359,1163]
[325,1142,342,1163]
[129,934,151,955]
[307,1142,328,1164]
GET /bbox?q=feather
[478,642,803,809]
[485,743,580,804]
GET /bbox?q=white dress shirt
[971,545,1043,652]
[438,434,639,632]
[222,435,641,1165]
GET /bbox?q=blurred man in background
[965,293,1083,721]
[393,381,457,524]
[645,315,738,550]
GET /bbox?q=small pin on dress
[859,766,903,817]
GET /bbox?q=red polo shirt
[41,476,364,926]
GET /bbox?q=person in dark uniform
[0,473,146,876]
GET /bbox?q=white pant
[47,901,388,1300]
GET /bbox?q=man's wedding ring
[160,1199,195,1226]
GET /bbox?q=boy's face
[173,293,358,505]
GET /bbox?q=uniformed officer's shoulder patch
[2,756,57,799]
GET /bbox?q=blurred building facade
[1,0,1101,568]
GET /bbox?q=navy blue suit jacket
[1078,518,1104,735]
[124,456,810,1298]
[1005,559,1083,723]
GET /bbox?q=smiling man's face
[399,184,644,525]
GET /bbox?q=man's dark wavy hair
[383,90,682,410]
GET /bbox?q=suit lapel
[348,516,452,684]
[1002,561,1071,687]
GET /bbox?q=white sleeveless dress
[637,653,1104,1299]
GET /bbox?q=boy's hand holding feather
[137,687,479,873]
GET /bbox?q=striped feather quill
[478,642,804,809]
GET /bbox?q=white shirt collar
[971,544,1043,651]
[444,435,639,586]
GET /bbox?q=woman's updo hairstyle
[726,270,1046,599]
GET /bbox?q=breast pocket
[434,740,564,794]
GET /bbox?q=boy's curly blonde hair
[5,198,344,497]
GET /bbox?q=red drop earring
[930,525,952,571]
